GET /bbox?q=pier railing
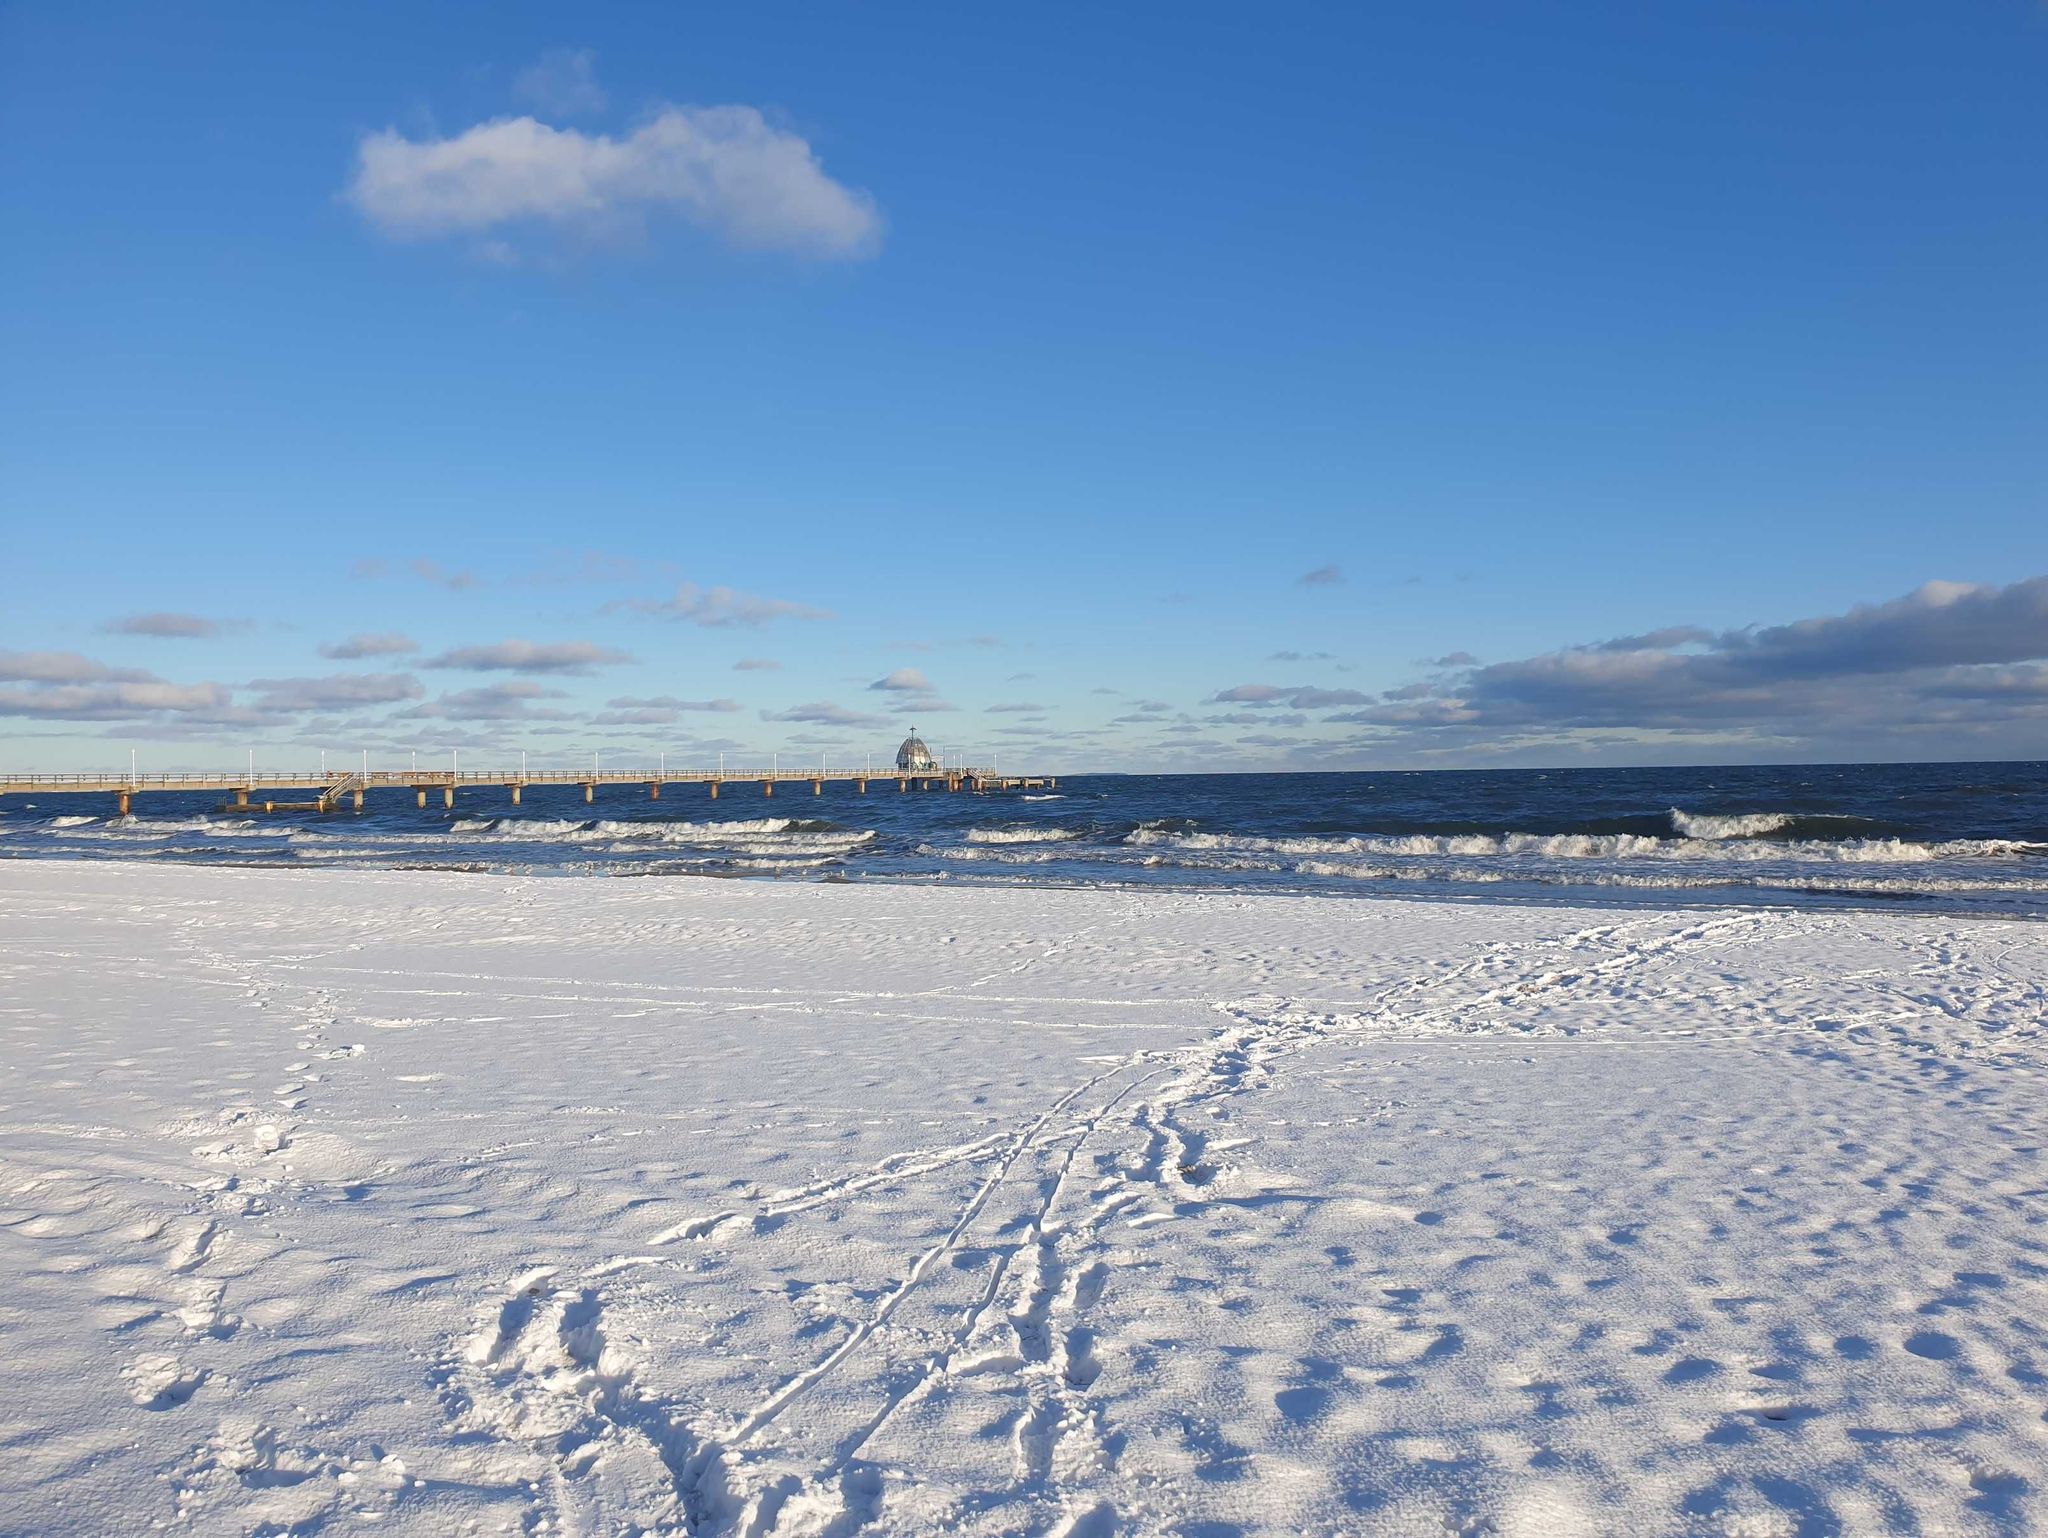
[0,765,1056,812]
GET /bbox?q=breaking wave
[964,826,1087,844]
[1124,826,2042,864]
[441,816,873,850]
[921,843,1068,864]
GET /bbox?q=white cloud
[424,639,634,673]
[603,695,741,713]
[620,583,834,627]
[347,106,881,259]
[1208,683,1371,709]
[761,701,888,729]
[319,632,419,660]
[245,673,424,712]
[401,681,571,721]
[0,649,156,684]
[0,681,230,719]
[734,657,780,671]
[512,49,607,118]
[869,667,933,693]
[100,611,238,639]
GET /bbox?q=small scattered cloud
[0,649,156,685]
[1298,564,1344,588]
[512,48,607,117]
[1592,627,1713,654]
[734,657,781,671]
[347,105,882,259]
[319,632,420,660]
[100,612,238,639]
[0,681,230,720]
[424,639,634,673]
[603,694,740,713]
[353,557,479,589]
[619,583,834,628]
[401,681,571,721]
[1269,650,1336,663]
[1209,683,1289,704]
[245,673,424,712]
[1209,683,1372,709]
[985,702,1046,714]
[760,701,889,729]
[869,667,934,693]
[411,559,479,590]
[1425,651,1478,668]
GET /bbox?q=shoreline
[4,846,2045,925]
[3,859,2044,1534]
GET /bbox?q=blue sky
[3,2,2044,771]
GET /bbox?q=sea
[4,761,2046,917]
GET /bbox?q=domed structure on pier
[895,730,938,772]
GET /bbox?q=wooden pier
[0,767,1057,816]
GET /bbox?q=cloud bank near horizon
[3,576,2046,768]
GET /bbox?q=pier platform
[0,768,1056,816]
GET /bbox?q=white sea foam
[921,843,1068,864]
[964,826,1086,844]
[1669,809,1797,839]
[441,816,871,850]
[1126,826,2041,865]
[38,815,291,840]
[1289,858,2048,896]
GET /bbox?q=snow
[1,859,2045,1536]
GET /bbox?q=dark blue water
[5,762,2046,916]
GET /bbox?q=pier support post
[764,780,774,797]
[812,779,822,796]
[416,788,427,809]
[443,785,454,809]
[236,788,250,808]
[116,790,131,817]
[898,778,907,793]
[650,782,660,800]
[709,781,720,799]
[511,784,522,805]
[583,783,594,804]
[353,788,364,811]
[858,779,867,794]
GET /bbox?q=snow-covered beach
[3,860,2044,1537]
